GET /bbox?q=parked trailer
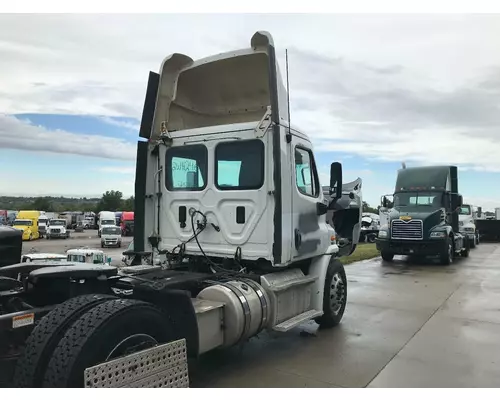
[475,218,500,241]
[0,31,363,388]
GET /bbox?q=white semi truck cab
[46,219,69,239]
[98,211,116,238]
[459,204,479,248]
[5,31,363,388]
[130,29,360,357]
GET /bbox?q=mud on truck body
[376,165,469,265]
[0,31,362,388]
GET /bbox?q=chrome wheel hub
[329,272,346,315]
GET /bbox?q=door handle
[295,229,302,250]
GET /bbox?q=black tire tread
[43,298,169,388]
[381,251,394,262]
[315,259,347,329]
[440,236,453,265]
[13,293,116,388]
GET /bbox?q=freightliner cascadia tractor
[376,165,470,265]
[0,31,362,388]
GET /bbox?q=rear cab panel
[136,31,361,267]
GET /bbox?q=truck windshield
[102,219,115,225]
[51,220,65,226]
[67,254,86,263]
[103,227,121,235]
[459,205,471,215]
[393,192,442,208]
[13,219,32,226]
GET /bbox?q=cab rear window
[215,140,264,190]
[166,145,208,191]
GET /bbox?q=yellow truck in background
[12,210,41,241]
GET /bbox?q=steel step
[273,309,323,332]
[268,276,317,292]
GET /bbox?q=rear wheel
[315,259,347,329]
[381,251,394,262]
[13,294,116,388]
[43,299,176,388]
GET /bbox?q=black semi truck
[376,165,470,265]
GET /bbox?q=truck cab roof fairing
[395,165,454,193]
[149,31,290,139]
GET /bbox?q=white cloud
[96,166,135,174]
[0,114,136,161]
[1,14,500,202]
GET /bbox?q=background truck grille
[391,219,423,240]
[51,228,61,233]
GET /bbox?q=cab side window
[295,147,319,197]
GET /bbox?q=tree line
[0,190,134,213]
[2,193,381,216]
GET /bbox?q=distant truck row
[0,210,134,242]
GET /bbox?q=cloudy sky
[1,13,500,209]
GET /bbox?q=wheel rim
[105,334,158,362]
[330,272,346,315]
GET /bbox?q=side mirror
[107,257,112,264]
[382,196,388,208]
[329,162,343,201]
[450,193,462,210]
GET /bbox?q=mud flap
[84,339,189,388]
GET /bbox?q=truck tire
[43,299,176,388]
[381,251,394,262]
[367,234,376,243]
[315,259,347,329]
[461,238,470,258]
[13,294,116,388]
[440,237,453,265]
[470,236,476,249]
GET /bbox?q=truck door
[290,137,330,262]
